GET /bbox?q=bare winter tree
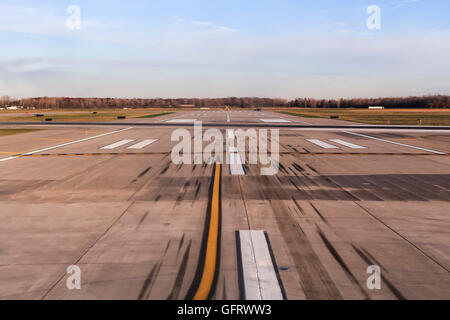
[13,95,450,110]
[1,95,11,106]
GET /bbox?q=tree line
[2,95,449,109]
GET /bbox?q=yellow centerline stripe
[193,163,221,300]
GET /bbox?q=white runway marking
[227,130,245,174]
[127,139,158,149]
[238,230,284,300]
[226,111,231,123]
[0,127,134,162]
[166,119,197,123]
[307,139,339,149]
[101,140,134,150]
[227,129,235,140]
[329,139,366,149]
[260,119,291,123]
[229,151,245,175]
[0,156,20,162]
[343,131,446,155]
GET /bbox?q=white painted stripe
[127,139,158,149]
[226,111,231,123]
[166,119,197,123]
[0,127,134,162]
[343,131,446,155]
[329,139,366,149]
[307,139,339,149]
[238,230,284,300]
[101,140,134,150]
[260,119,291,123]
[229,151,245,175]
[0,156,19,162]
[227,129,235,140]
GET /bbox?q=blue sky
[0,0,449,99]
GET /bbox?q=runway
[0,110,449,300]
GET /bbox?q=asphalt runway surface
[0,110,449,300]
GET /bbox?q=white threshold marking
[226,111,231,123]
[238,230,284,300]
[260,119,291,123]
[166,119,197,123]
[127,139,158,149]
[227,129,235,140]
[329,139,366,149]
[229,150,245,175]
[343,131,446,155]
[101,139,134,150]
[0,127,134,163]
[307,139,339,149]
[227,130,245,175]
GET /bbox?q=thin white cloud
[169,16,237,34]
[392,0,422,9]
[338,29,373,36]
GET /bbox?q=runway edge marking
[0,127,134,163]
[343,131,446,155]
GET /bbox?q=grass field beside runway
[0,129,40,137]
[278,108,450,125]
[0,110,176,122]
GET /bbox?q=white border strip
[329,139,366,149]
[127,139,158,149]
[260,119,291,123]
[307,139,338,149]
[238,230,284,300]
[101,139,134,150]
[165,119,197,123]
[343,131,446,155]
[0,127,134,162]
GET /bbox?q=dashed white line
[238,230,284,300]
[101,140,134,150]
[329,139,366,149]
[343,131,446,155]
[127,139,158,149]
[307,139,339,149]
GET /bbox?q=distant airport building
[6,105,21,110]
[368,106,385,110]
